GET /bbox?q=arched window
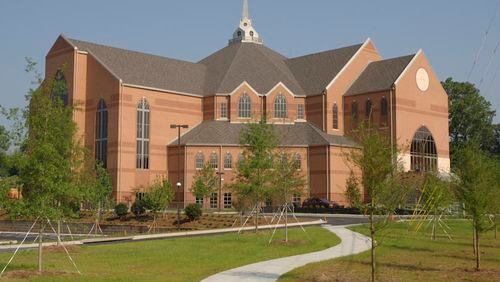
[351,101,358,121]
[136,98,150,169]
[365,99,373,119]
[210,152,218,169]
[293,153,302,169]
[238,93,251,118]
[380,97,388,116]
[274,95,287,118]
[238,153,245,165]
[224,153,232,169]
[195,152,205,169]
[95,99,108,167]
[332,103,339,129]
[410,127,437,172]
[52,70,69,106]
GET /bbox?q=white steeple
[229,0,263,45]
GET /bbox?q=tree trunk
[285,203,288,243]
[370,210,375,282]
[473,220,477,255]
[255,204,259,233]
[475,226,480,271]
[38,223,45,273]
[432,215,436,240]
[57,220,61,246]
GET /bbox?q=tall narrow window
[351,101,358,122]
[332,103,339,129]
[52,70,69,106]
[224,193,232,209]
[380,97,388,126]
[136,98,150,169]
[297,104,304,120]
[274,95,287,118]
[210,152,218,169]
[238,93,251,118]
[238,153,245,165]
[220,102,228,119]
[224,152,232,169]
[210,192,218,209]
[95,99,108,167]
[195,152,205,169]
[410,126,437,172]
[380,97,388,116]
[293,153,302,170]
[365,99,373,119]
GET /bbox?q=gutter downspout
[390,85,395,163]
[327,146,331,201]
[118,80,124,201]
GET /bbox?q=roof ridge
[216,43,246,94]
[67,37,201,67]
[254,45,306,95]
[287,43,364,61]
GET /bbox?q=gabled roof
[60,35,365,97]
[169,120,358,148]
[345,54,415,96]
[66,38,207,95]
[286,44,363,95]
[199,42,306,96]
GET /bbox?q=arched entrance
[410,126,437,172]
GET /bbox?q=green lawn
[0,226,340,281]
[280,220,500,282]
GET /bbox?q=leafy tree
[442,78,496,160]
[0,64,87,273]
[190,163,218,206]
[344,122,408,282]
[229,119,278,232]
[453,142,499,271]
[143,177,174,232]
[270,151,306,242]
[80,160,113,234]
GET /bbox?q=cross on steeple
[229,0,263,45]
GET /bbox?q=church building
[44,0,450,208]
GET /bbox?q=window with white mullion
[95,99,108,167]
[136,98,150,169]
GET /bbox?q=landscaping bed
[279,220,500,281]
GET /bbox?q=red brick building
[44,1,450,208]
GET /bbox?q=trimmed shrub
[114,203,129,218]
[185,204,202,221]
[131,199,146,217]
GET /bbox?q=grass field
[279,220,500,281]
[0,226,339,281]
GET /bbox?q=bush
[114,203,128,218]
[185,204,202,221]
[131,199,146,217]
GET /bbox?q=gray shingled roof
[169,120,358,147]
[63,36,363,97]
[287,44,363,95]
[345,54,415,96]
[199,42,306,95]
[66,38,207,95]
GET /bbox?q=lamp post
[170,124,188,231]
[216,171,225,212]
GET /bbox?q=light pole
[216,171,225,212]
[170,124,188,231]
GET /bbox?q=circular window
[416,68,429,92]
[243,22,248,27]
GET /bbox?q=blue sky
[0,0,499,123]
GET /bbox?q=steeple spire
[229,0,263,45]
[242,0,249,20]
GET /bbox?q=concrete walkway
[202,225,371,282]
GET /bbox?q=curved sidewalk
[202,225,371,282]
